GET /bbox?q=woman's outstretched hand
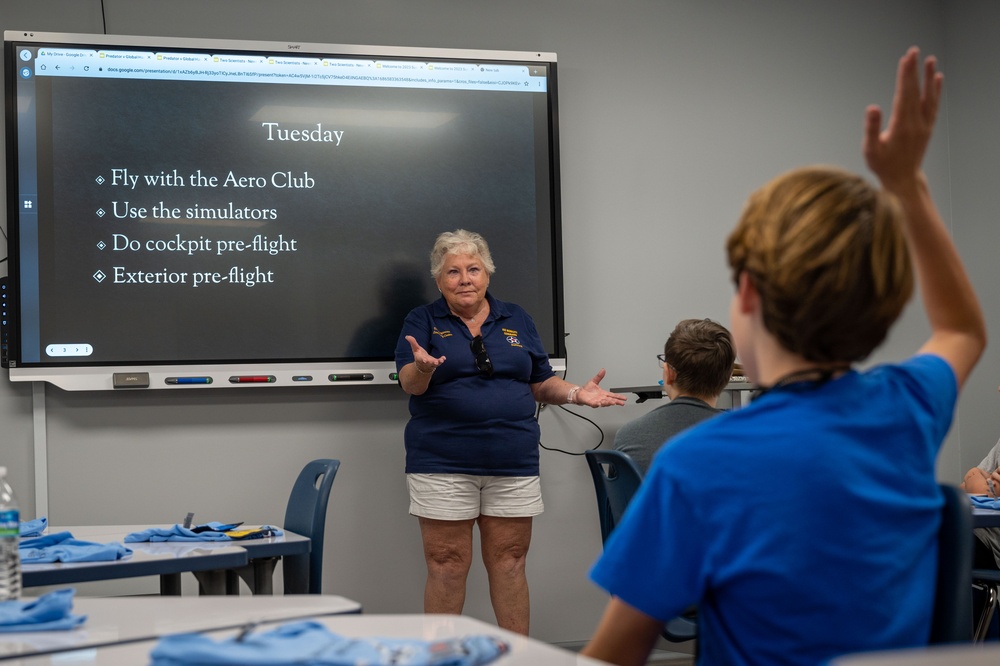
[574,369,628,408]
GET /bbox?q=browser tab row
[26,47,545,92]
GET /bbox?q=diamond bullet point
[93,270,106,283]
[96,208,106,217]
[96,241,106,250]
[95,175,105,185]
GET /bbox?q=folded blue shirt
[19,531,132,564]
[126,523,283,543]
[149,620,508,666]
[971,495,1000,510]
[0,588,86,632]
[19,517,48,538]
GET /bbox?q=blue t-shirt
[395,293,554,476]
[590,354,957,665]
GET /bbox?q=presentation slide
[22,75,551,364]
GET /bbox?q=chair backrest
[584,449,644,543]
[930,483,973,643]
[282,459,340,594]
[585,449,698,645]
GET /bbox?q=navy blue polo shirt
[395,293,555,476]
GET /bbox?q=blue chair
[584,449,697,643]
[931,483,972,643]
[282,459,340,594]
[585,449,644,543]
[227,459,340,595]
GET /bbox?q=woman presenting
[396,229,625,635]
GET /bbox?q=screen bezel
[3,30,566,390]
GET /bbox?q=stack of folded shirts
[0,589,86,632]
[149,621,508,666]
[125,523,282,543]
[19,532,132,564]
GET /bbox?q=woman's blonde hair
[429,229,496,278]
[726,166,913,363]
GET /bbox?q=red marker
[228,375,275,384]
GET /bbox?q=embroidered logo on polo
[502,328,523,348]
[432,327,452,338]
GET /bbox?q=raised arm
[862,47,986,387]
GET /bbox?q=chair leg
[974,583,999,642]
[160,573,182,595]
[192,569,228,595]
[225,569,241,594]
[231,557,279,595]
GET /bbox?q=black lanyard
[751,366,850,402]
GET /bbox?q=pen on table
[236,621,258,642]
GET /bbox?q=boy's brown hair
[662,319,736,398]
[726,166,913,363]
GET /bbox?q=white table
[5,614,609,665]
[21,539,247,593]
[22,525,310,595]
[612,379,756,407]
[0,595,361,661]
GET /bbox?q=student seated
[961,434,1000,569]
[613,318,735,474]
[582,47,986,666]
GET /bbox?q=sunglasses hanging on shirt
[470,335,494,378]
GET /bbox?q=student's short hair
[726,166,913,363]
[663,319,736,398]
[429,229,497,279]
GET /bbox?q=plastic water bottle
[0,466,21,601]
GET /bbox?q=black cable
[101,0,108,34]
[538,403,606,456]
[536,333,609,455]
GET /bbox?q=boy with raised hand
[582,47,986,666]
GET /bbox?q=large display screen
[3,31,564,390]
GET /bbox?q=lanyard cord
[751,365,851,402]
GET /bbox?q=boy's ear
[736,271,759,315]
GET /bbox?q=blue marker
[165,377,213,385]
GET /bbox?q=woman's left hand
[574,369,628,408]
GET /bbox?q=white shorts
[407,473,544,520]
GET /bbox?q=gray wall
[2,0,997,644]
